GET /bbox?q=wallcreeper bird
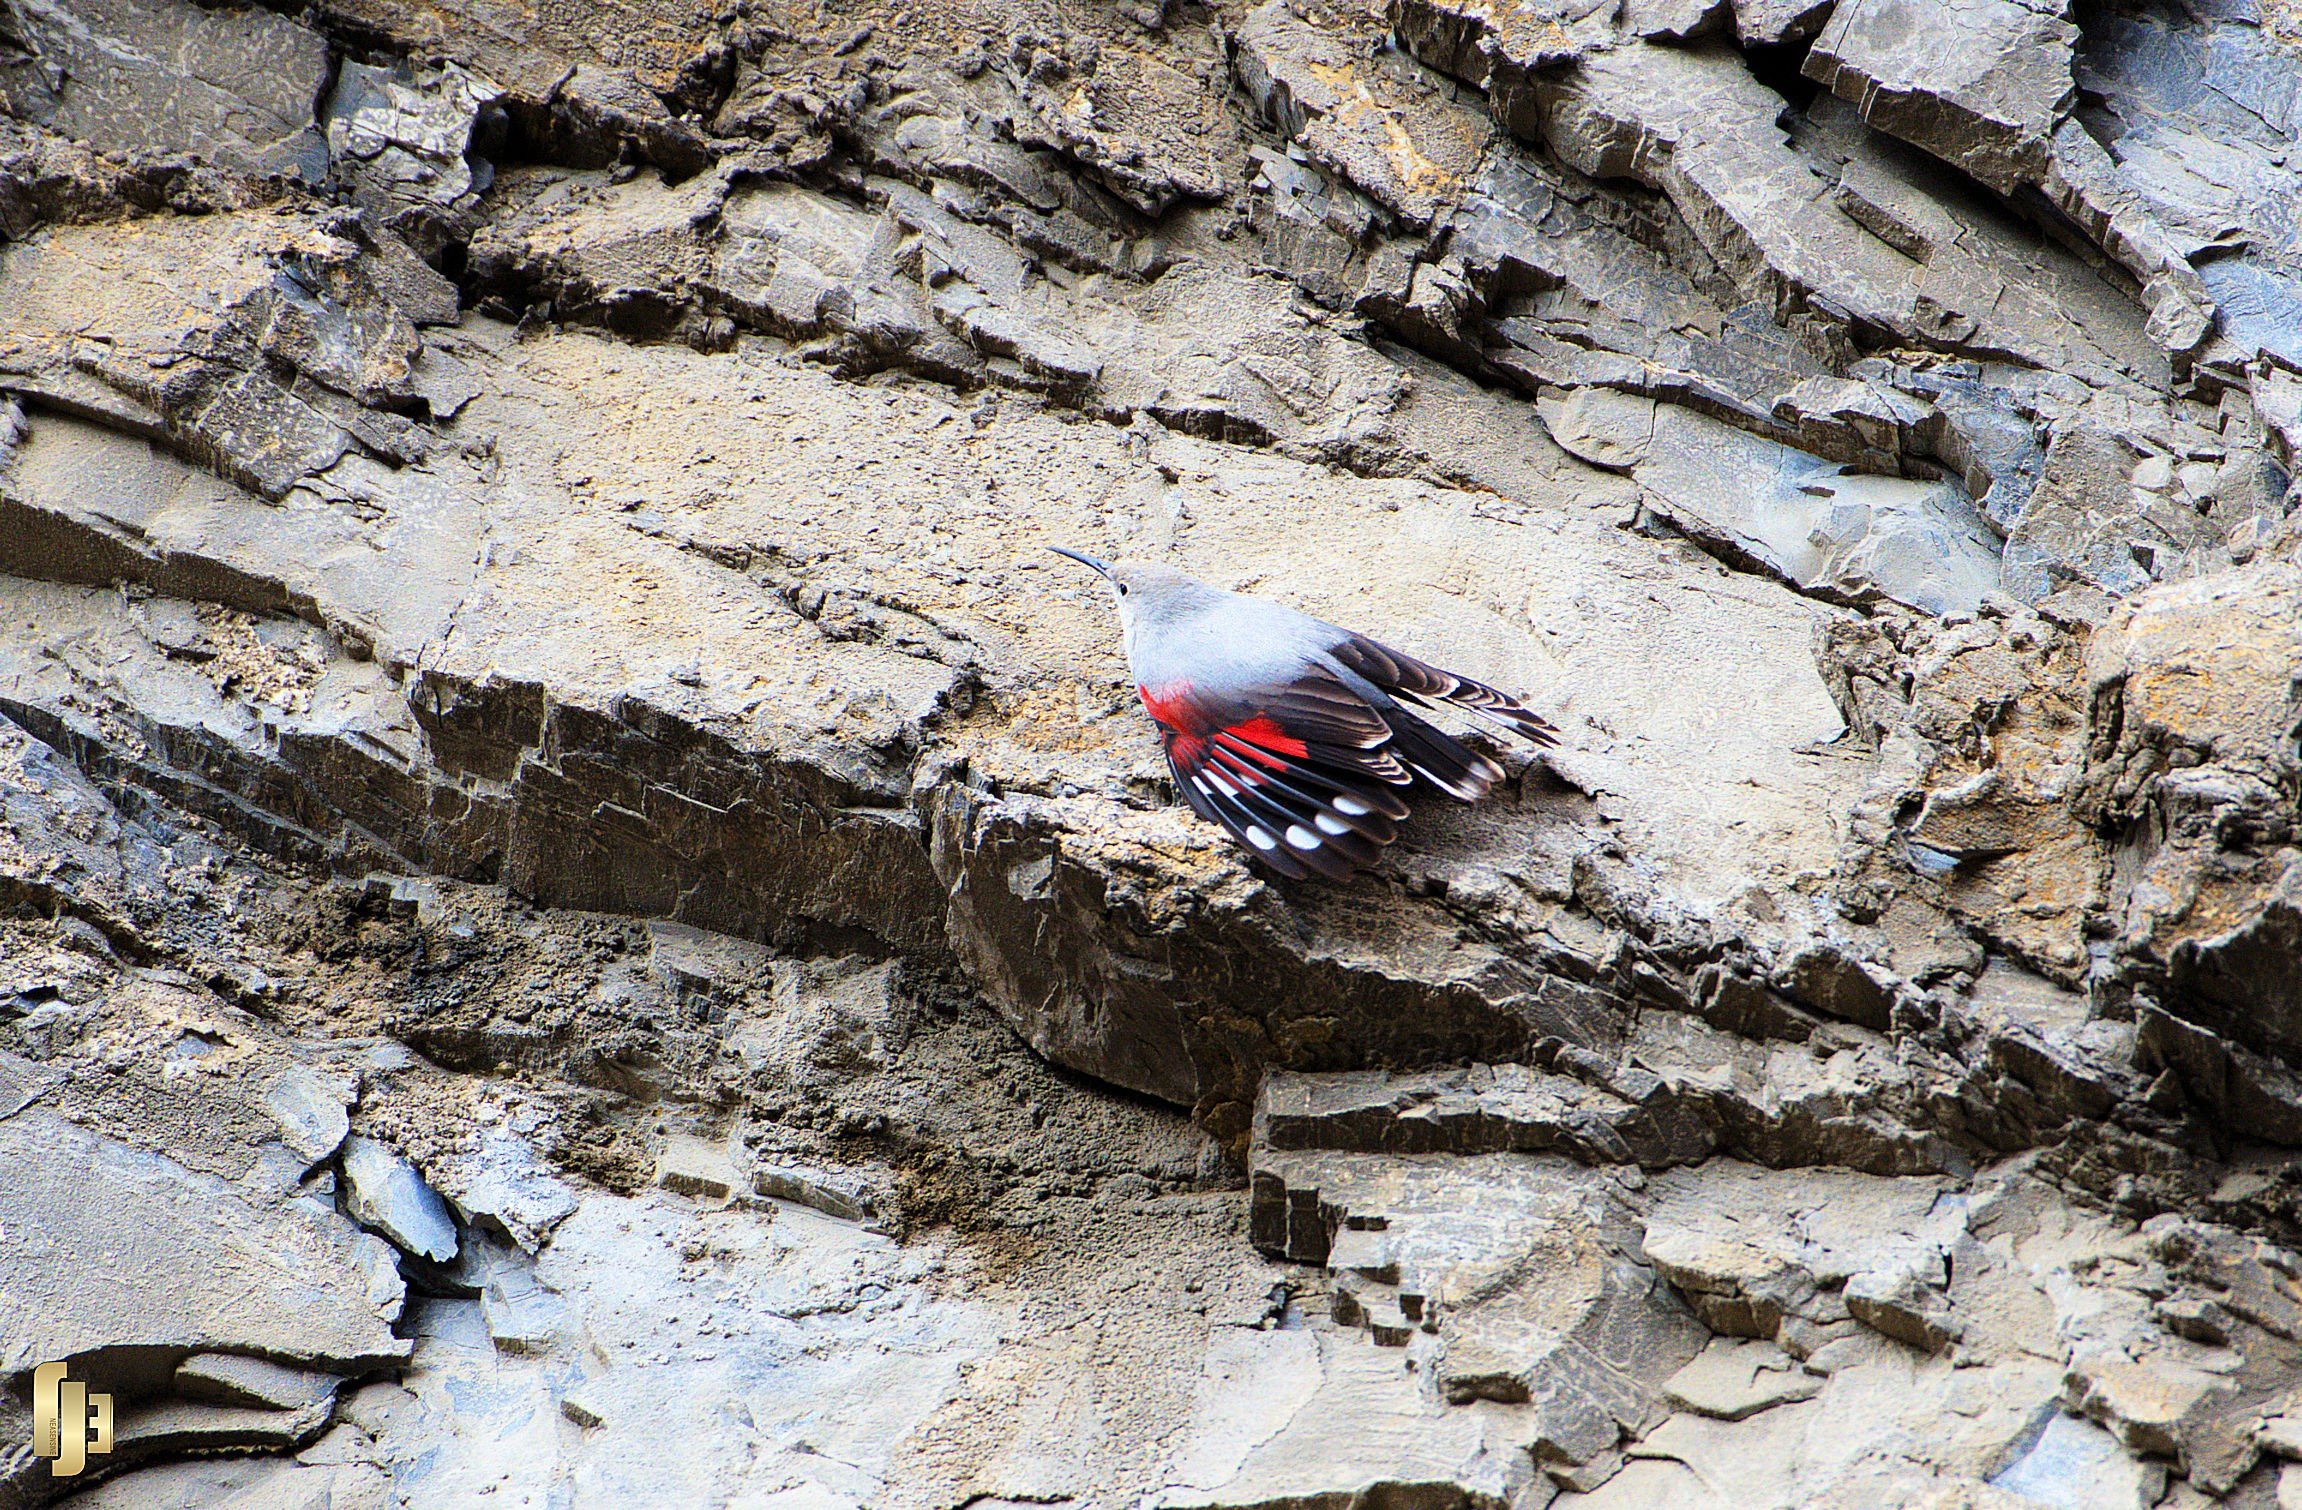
[1051,548,1558,881]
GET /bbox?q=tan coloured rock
[1663,1337,1822,1419]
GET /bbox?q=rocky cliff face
[2,0,2299,1504]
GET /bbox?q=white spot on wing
[1285,824,1320,850]
[1333,795,1371,816]
[1314,812,1349,836]
[1245,826,1278,850]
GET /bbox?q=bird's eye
[1118,583,1129,595]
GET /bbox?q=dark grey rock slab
[173,1353,342,1412]
[0,1109,408,1378]
[0,0,331,182]
[1803,0,2077,195]
[1634,403,2005,615]
[261,1065,354,1166]
[342,1134,461,1264]
[1233,0,1492,229]
[1256,1063,1720,1169]
[1247,1139,1706,1471]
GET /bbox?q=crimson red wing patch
[1220,715,1308,760]
[1138,679,1409,880]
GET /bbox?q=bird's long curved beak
[1046,545,1114,579]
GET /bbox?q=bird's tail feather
[1333,634,1561,749]
[1383,705,1504,802]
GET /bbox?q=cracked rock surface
[2,0,2300,1503]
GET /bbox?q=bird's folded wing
[1148,673,1412,881]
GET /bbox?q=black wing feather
[1144,638,1553,881]
[1206,744,1400,844]
[1203,752,1388,867]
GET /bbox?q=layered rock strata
[2,0,2300,1503]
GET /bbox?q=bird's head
[1046,547,1222,651]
